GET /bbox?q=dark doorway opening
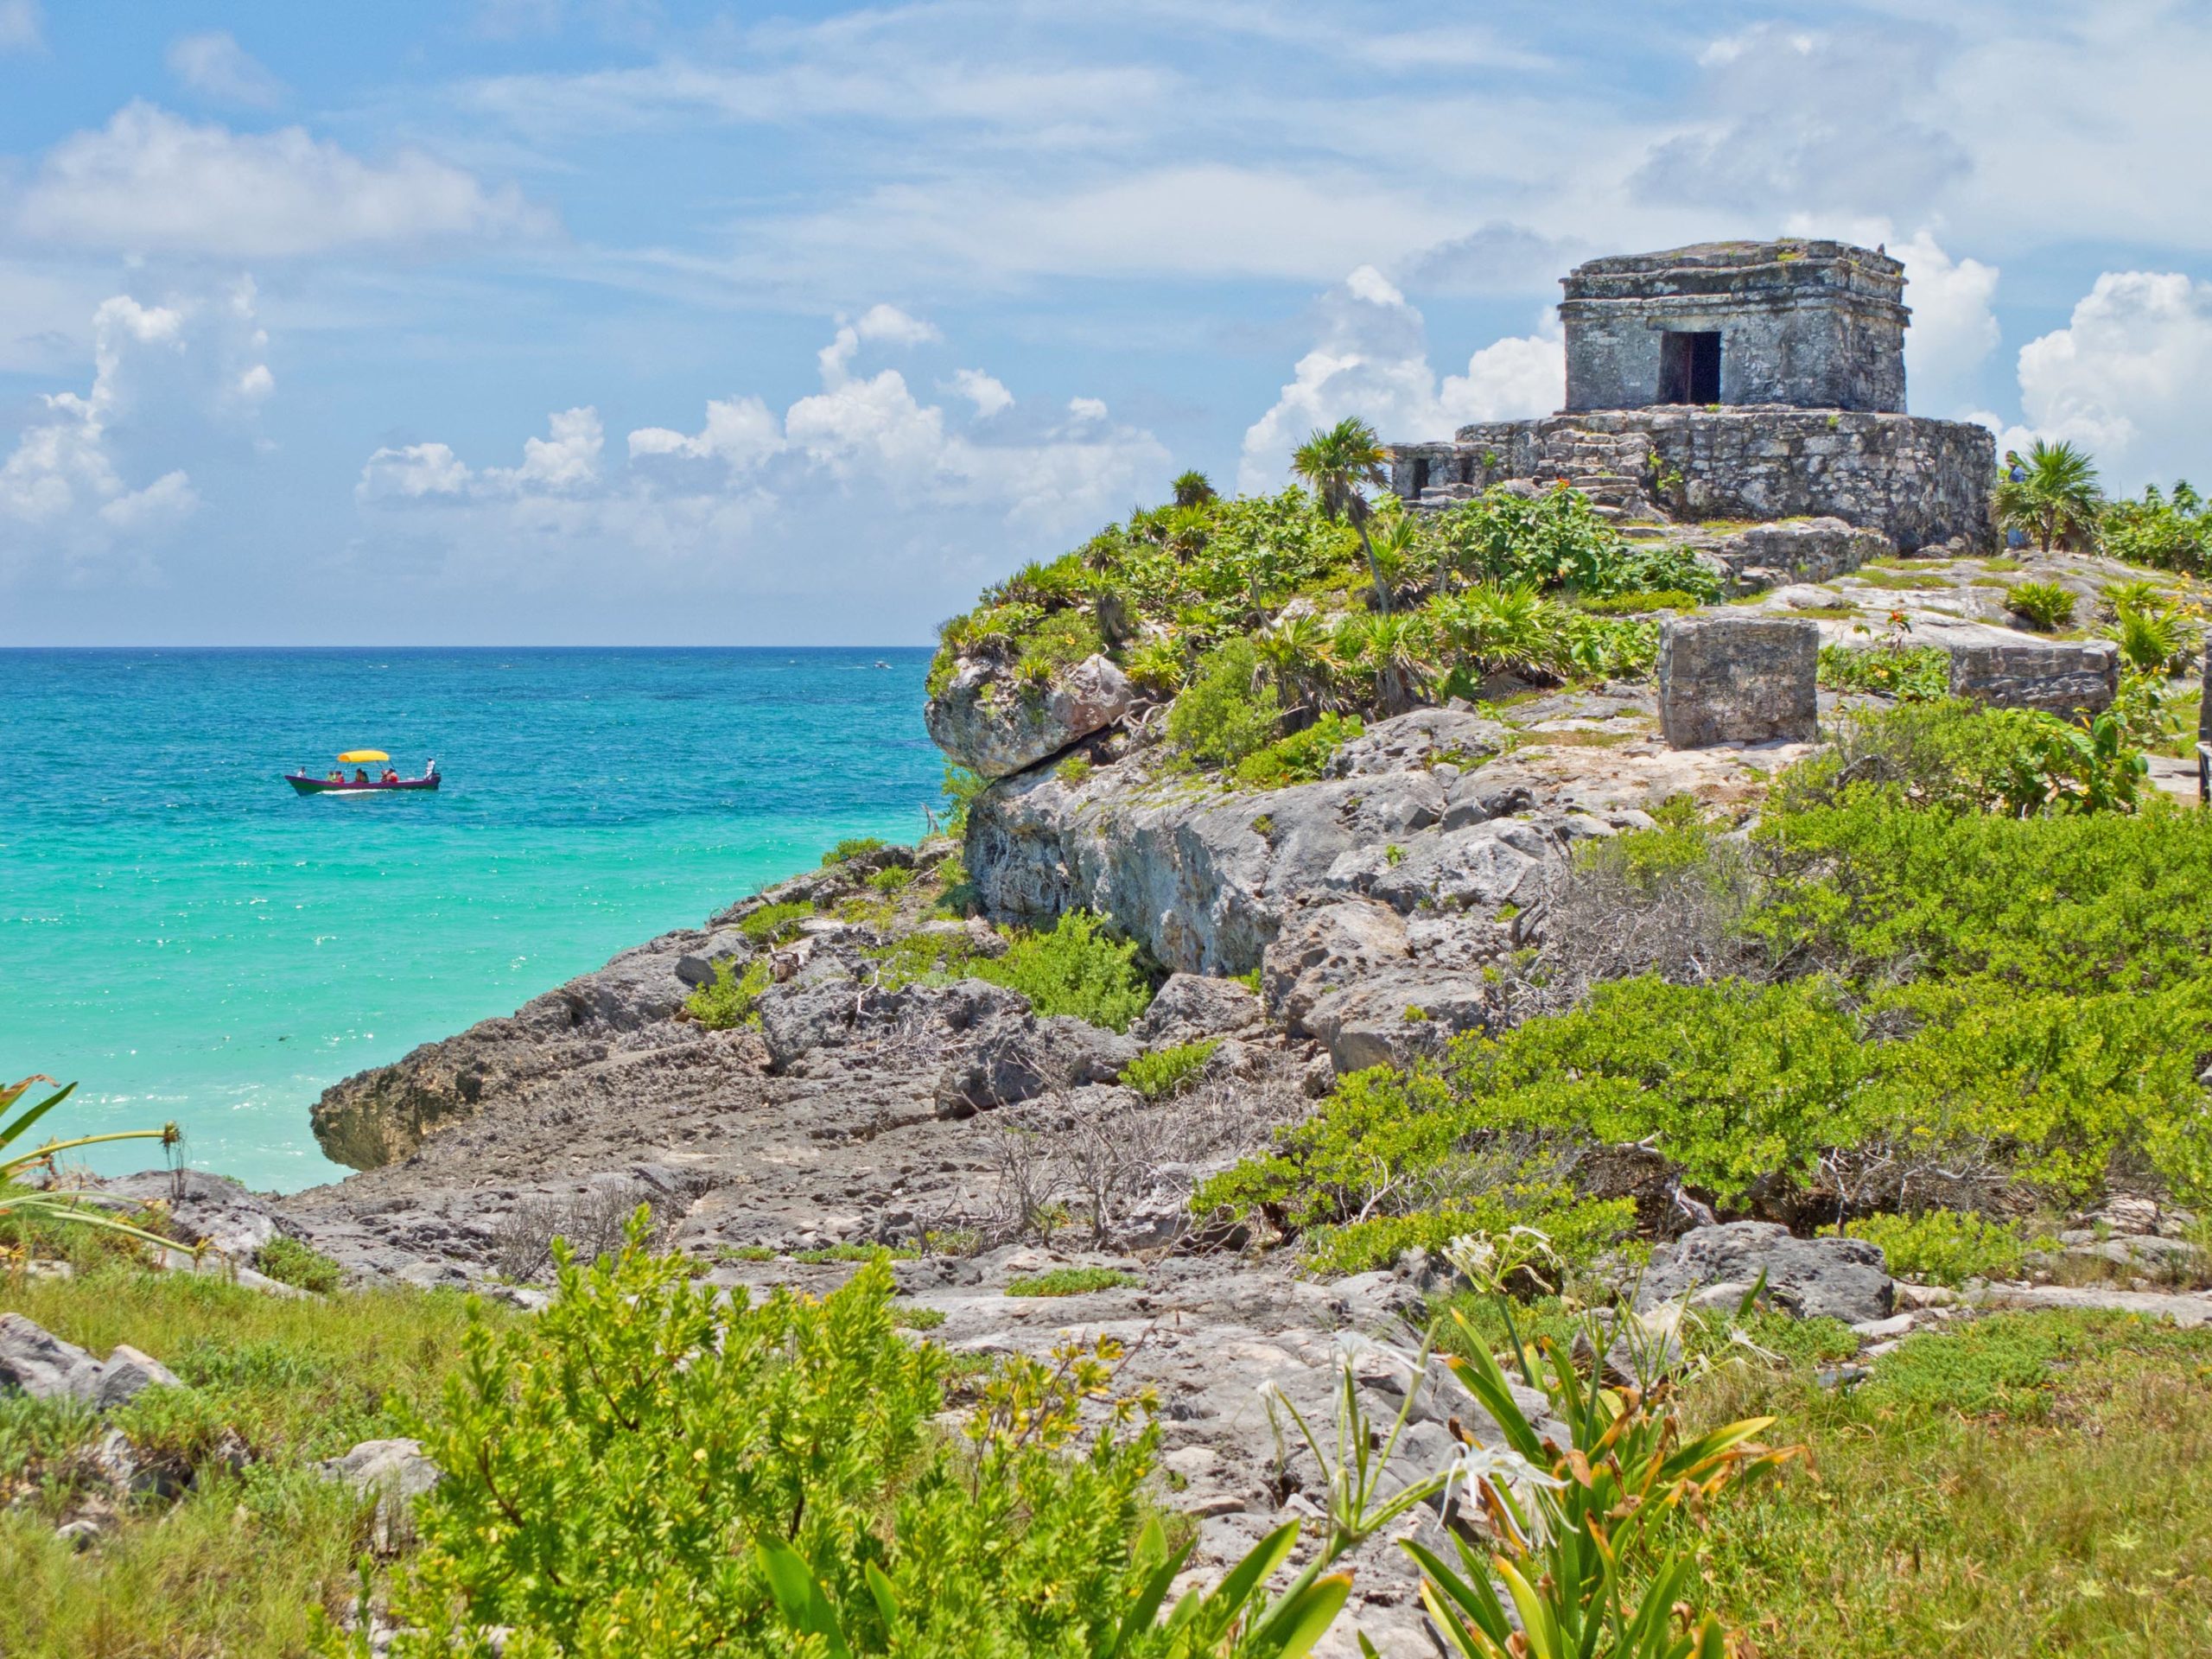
[1658,331,1722,404]
[1410,458,1432,496]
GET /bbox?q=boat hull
[286,774,441,795]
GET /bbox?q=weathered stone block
[1656,616,1817,748]
[1945,629,2118,717]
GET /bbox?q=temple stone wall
[1563,241,1907,413]
[1389,408,1994,553]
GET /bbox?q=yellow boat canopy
[336,750,389,764]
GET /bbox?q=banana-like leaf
[755,1537,853,1659]
[1416,1580,1504,1659]
[1109,1517,1194,1655]
[1491,1557,1562,1659]
[1400,1540,1510,1643]
[1251,1572,1350,1659]
[863,1561,900,1631]
[1661,1416,1777,1482]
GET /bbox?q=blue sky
[4,1,2212,645]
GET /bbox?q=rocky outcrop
[934,1017,1139,1116]
[924,653,1136,779]
[1690,516,1889,593]
[0,1314,182,1407]
[1637,1221,1894,1324]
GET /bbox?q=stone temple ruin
[1388,238,1994,554]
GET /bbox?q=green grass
[820,836,889,867]
[1688,1311,2212,1655]
[791,1243,918,1265]
[1849,569,1953,590]
[738,900,813,945]
[1784,602,1859,620]
[1003,1268,1141,1298]
[892,1303,947,1330]
[252,1235,345,1294]
[1122,1039,1217,1102]
[0,1262,512,1657]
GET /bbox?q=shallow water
[2,647,941,1191]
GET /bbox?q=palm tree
[1293,416,1394,613]
[1367,503,1423,604]
[1994,439,2103,553]
[1172,469,1217,508]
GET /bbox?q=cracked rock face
[923,653,1136,779]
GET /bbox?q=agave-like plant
[1431,582,1564,682]
[1,1076,184,1254]
[1253,611,1343,718]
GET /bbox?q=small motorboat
[286,749,441,796]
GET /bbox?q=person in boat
[327,768,343,783]
[382,767,398,783]
[423,758,437,779]
[353,767,371,785]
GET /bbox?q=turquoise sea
[3,648,942,1192]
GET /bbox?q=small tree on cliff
[1995,439,2103,554]
[1293,416,1394,613]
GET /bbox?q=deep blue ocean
[2,648,942,1192]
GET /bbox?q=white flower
[1439,1440,1567,1543]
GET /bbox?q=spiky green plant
[1994,440,2103,554]
[1,1076,183,1255]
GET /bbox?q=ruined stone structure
[1563,241,1907,413]
[1656,615,1818,748]
[1389,239,1994,553]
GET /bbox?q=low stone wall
[1389,408,1993,553]
[1944,628,2119,717]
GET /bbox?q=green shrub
[1122,1039,1217,1102]
[891,1303,946,1330]
[1573,588,1705,615]
[350,1222,1198,1657]
[2101,480,2212,575]
[738,901,813,945]
[1296,1194,1635,1277]
[821,836,887,868]
[251,1236,344,1295]
[1053,753,1093,785]
[866,928,983,990]
[2005,581,2076,631]
[971,912,1153,1033]
[683,957,771,1030]
[867,864,916,893]
[1816,643,1950,700]
[1004,1267,1141,1297]
[1230,713,1360,789]
[1840,1210,2028,1287]
[1166,638,1280,768]
[791,1243,918,1264]
[939,765,986,839]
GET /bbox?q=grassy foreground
[0,1260,505,1658]
[3,1257,2208,1656]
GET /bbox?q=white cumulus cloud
[627,395,784,470]
[949,369,1014,418]
[166,31,288,108]
[1238,265,1560,493]
[14,102,550,257]
[2014,270,2212,486]
[0,0,39,52]
[817,303,940,383]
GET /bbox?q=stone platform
[1389,407,1994,554]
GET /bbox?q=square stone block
[1945,630,2117,717]
[1658,616,1818,749]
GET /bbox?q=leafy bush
[2113,603,2193,675]
[1816,643,1949,700]
[684,958,771,1030]
[1573,588,1704,615]
[1423,488,1721,601]
[1230,713,1361,790]
[1004,1267,1142,1297]
[940,765,987,839]
[738,901,813,945]
[2101,480,2211,575]
[822,836,888,868]
[969,911,1153,1033]
[868,865,916,893]
[1122,1040,1218,1103]
[251,1236,343,1295]
[1296,1194,1635,1278]
[1054,753,1093,785]
[2005,580,2076,632]
[1166,638,1281,767]
[1840,1210,2028,1287]
[347,1224,1195,1657]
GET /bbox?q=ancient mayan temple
[1389,239,1993,553]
